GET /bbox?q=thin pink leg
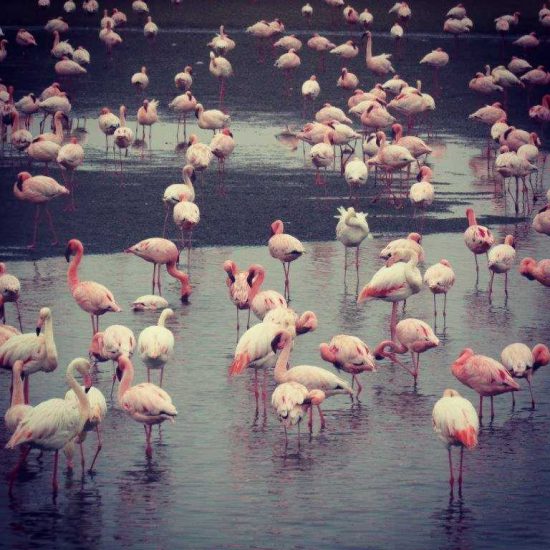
[23,376,29,404]
[308,405,313,433]
[15,300,23,332]
[147,368,151,383]
[159,368,164,388]
[8,445,31,496]
[479,395,483,420]
[448,448,454,492]
[152,264,157,294]
[527,377,535,408]
[458,446,464,488]
[254,369,259,412]
[490,396,494,419]
[28,204,42,249]
[317,405,326,429]
[79,442,85,471]
[89,426,103,472]
[162,204,170,237]
[52,450,59,494]
[390,302,398,341]
[44,206,58,245]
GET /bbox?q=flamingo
[16,29,37,48]
[137,308,175,386]
[335,206,372,276]
[0,39,7,64]
[380,232,424,262]
[343,5,359,25]
[420,48,448,92]
[137,99,158,143]
[513,32,539,50]
[451,348,520,420]
[464,208,494,278]
[209,51,233,106]
[64,372,107,473]
[131,1,149,15]
[273,331,353,431]
[390,23,404,41]
[272,382,325,448]
[501,343,550,407]
[83,0,99,14]
[100,10,115,30]
[210,128,235,193]
[4,360,32,434]
[301,75,321,116]
[45,17,68,34]
[0,263,22,330]
[264,308,318,339]
[57,137,84,211]
[50,30,73,58]
[343,157,369,199]
[310,130,335,187]
[10,110,32,154]
[533,205,550,236]
[15,93,39,129]
[392,124,432,168]
[38,92,71,132]
[268,219,305,301]
[228,322,288,412]
[488,235,516,297]
[5,357,92,495]
[111,8,127,27]
[359,9,374,28]
[65,239,121,334]
[174,66,193,91]
[173,193,200,259]
[169,91,197,142]
[362,31,394,76]
[274,48,301,96]
[73,46,90,66]
[99,21,122,54]
[315,103,352,124]
[125,237,192,302]
[337,68,359,90]
[98,107,120,151]
[389,2,412,22]
[330,41,359,63]
[301,3,313,22]
[409,166,435,220]
[508,57,531,75]
[186,134,213,172]
[423,259,455,317]
[320,335,376,395]
[223,260,256,330]
[247,266,287,321]
[116,355,177,458]
[55,56,86,76]
[13,172,68,249]
[374,318,439,382]
[143,16,158,39]
[162,165,196,236]
[519,257,550,287]
[358,247,422,340]
[207,25,236,55]
[132,295,169,312]
[131,66,149,91]
[432,389,479,495]
[306,33,336,71]
[195,103,230,133]
[469,72,503,95]
[113,105,134,165]
[274,35,302,51]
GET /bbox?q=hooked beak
[36,326,41,336]
[84,373,92,392]
[116,366,123,381]
[64,247,71,262]
[181,294,190,304]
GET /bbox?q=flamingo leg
[159,368,164,388]
[8,445,31,496]
[448,448,454,492]
[23,375,29,404]
[527,376,535,408]
[247,308,251,330]
[28,204,42,249]
[254,368,259,413]
[443,293,447,318]
[458,447,464,489]
[308,405,313,433]
[14,300,23,332]
[262,368,267,418]
[488,271,494,297]
[157,265,162,295]
[344,247,348,277]
[52,450,59,494]
[354,375,363,397]
[490,396,495,419]
[79,441,85,471]
[317,405,326,429]
[390,302,398,341]
[44,206,58,245]
[145,425,153,457]
[162,203,170,238]
[504,272,509,297]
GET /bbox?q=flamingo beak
[65,247,71,262]
[116,367,123,381]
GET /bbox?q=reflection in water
[432,496,476,550]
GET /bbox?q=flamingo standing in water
[0,263,23,330]
[335,206,372,276]
[4,360,32,434]
[116,355,177,458]
[374,318,439,382]
[380,232,425,262]
[169,91,197,142]
[248,266,287,321]
[98,107,120,152]
[273,330,353,431]
[310,129,335,187]
[432,389,479,495]
[362,31,395,76]
[301,75,321,117]
[13,172,68,249]
[0,307,58,403]
[275,48,301,96]
[358,248,422,340]
[223,260,256,330]
[320,335,376,395]
[173,193,200,261]
[209,51,233,107]
[451,348,520,420]
[162,165,196,236]
[268,220,305,301]
[487,235,515,297]
[464,208,494,279]
[137,308,175,387]
[210,128,235,193]
[5,357,92,495]
[137,99,158,144]
[57,137,84,211]
[113,105,134,176]
[501,343,550,407]
[125,237,192,302]
[423,259,455,317]
[65,239,121,334]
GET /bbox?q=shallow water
[0,19,550,550]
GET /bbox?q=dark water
[0,13,550,550]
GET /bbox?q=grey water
[0,15,549,550]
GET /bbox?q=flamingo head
[307,389,326,406]
[16,171,31,190]
[416,166,433,181]
[407,232,422,243]
[442,388,460,398]
[440,259,451,268]
[180,274,192,304]
[391,122,403,136]
[223,260,238,283]
[272,329,293,351]
[319,342,337,363]
[187,134,198,146]
[296,311,318,335]
[182,164,195,181]
[530,132,541,146]
[89,332,105,362]
[65,238,83,262]
[310,74,317,81]
[36,307,52,336]
[270,219,284,236]
[100,107,110,115]
[142,99,149,110]
[533,344,550,367]
[185,65,193,74]
[504,235,515,248]
[455,348,475,366]
[246,264,265,287]
[70,357,93,391]
[519,257,536,279]
[221,128,233,137]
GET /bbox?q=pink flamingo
[501,343,550,407]
[223,260,256,330]
[5,357,92,495]
[65,239,121,335]
[451,348,520,420]
[210,128,235,193]
[432,389,479,495]
[271,382,326,449]
[116,355,177,457]
[423,259,456,317]
[273,330,353,431]
[0,263,23,330]
[125,237,192,302]
[374,318,439,382]
[488,235,515,297]
[380,232,425,262]
[4,360,32,434]
[358,247,422,340]
[0,307,58,403]
[13,172,69,249]
[519,257,550,287]
[0,323,20,347]
[268,220,305,301]
[464,208,494,278]
[319,335,376,396]
[248,266,287,321]
[57,136,84,211]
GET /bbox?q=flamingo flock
[0,0,549,505]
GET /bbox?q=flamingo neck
[248,268,265,300]
[466,209,477,226]
[117,356,134,404]
[10,368,25,408]
[320,343,337,363]
[54,116,64,141]
[543,95,550,109]
[366,33,372,61]
[375,339,407,357]
[43,315,57,366]
[166,262,191,300]
[394,126,403,141]
[157,309,171,327]
[67,246,83,292]
[119,107,126,127]
[12,111,20,132]
[53,32,60,48]
[66,364,90,421]
[273,341,292,384]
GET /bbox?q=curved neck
[10,368,25,407]
[466,209,477,226]
[543,95,550,109]
[12,111,20,132]
[53,33,60,48]
[183,171,195,190]
[66,364,90,420]
[273,340,292,383]
[119,107,126,127]
[394,126,403,141]
[375,339,407,356]
[166,262,190,298]
[366,33,372,60]
[248,268,265,299]
[158,309,171,327]
[54,116,64,140]
[67,246,83,291]
[117,356,134,405]
[43,315,57,363]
